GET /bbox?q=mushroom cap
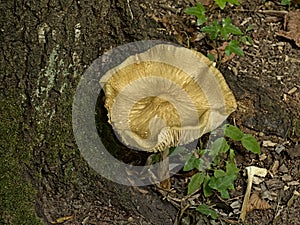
[100,44,236,152]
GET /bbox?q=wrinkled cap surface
[100,44,237,152]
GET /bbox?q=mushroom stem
[158,147,171,190]
[240,166,268,222]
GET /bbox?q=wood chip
[282,174,292,182]
[278,163,288,173]
[287,191,300,207]
[271,160,279,175]
[275,144,285,154]
[261,190,277,201]
[262,140,277,147]
[230,200,241,209]
[287,181,300,186]
[259,153,267,161]
[287,87,298,95]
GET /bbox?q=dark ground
[0,0,299,224]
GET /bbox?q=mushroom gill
[100,43,236,153]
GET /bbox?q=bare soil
[0,0,299,225]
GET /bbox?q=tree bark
[0,0,177,224]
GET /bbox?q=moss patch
[0,93,42,225]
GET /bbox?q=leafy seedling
[281,0,292,5]
[184,124,261,219]
[220,18,243,39]
[185,1,251,61]
[184,3,207,26]
[215,0,240,9]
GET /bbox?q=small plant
[281,0,299,8]
[184,1,252,62]
[281,0,292,6]
[214,0,240,9]
[183,124,261,220]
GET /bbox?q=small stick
[127,0,134,20]
[233,8,288,17]
[159,147,171,190]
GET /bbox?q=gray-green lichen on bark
[0,0,178,224]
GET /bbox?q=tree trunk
[0,0,177,224]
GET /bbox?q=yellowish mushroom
[100,43,237,188]
[240,166,268,222]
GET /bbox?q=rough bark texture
[0,1,176,224]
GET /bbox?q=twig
[257,10,288,16]
[127,0,134,20]
[233,9,288,17]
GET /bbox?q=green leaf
[184,156,197,171]
[240,35,253,45]
[214,0,240,9]
[224,124,244,141]
[183,156,204,171]
[246,35,253,45]
[240,36,247,44]
[227,0,240,6]
[229,149,235,161]
[207,53,215,62]
[208,174,236,199]
[196,204,218,219]
[203,174,213,197]
[281,0,292,5]
[197,18,207,26]
[149,153,160,163]
[241,134,261,154]
[184,3,207,26]
[214,169,227,178]
[169,146,186,155]
[201,20,221,40]
[209,137,230,157]
[220,189,230,199]
[246,25,254,32]
[199,149,207,157]
[225,40,244,56]
[188,172,205,195]
[214,0,227,9]
[226,161,239,179]
[221,18,243,40]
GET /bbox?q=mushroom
[240,166,268,222]
[100,43,236,188]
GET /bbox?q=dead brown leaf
[199,0,214,6]
[276,10,300,47]
[246,192,271,212]
[208,42,236,63]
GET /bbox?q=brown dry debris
[276,10,300,47]
[207,41,236,63]
[247,192,271,212]
[148,13,196,45]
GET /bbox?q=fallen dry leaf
[247,192,271,212]
[207,42,236,63]
[50,215,74,224]
[199,0,214,6]
[276,10,300,47]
